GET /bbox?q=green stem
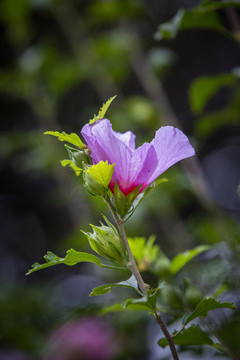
[106,197,179,360]
[105,198,147,294]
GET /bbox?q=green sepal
[89,275,140,296]
[113,182,141,219]
[61,160,82,176]
[182,297,236,327]
[44,131,83,149]
[83,161,115,197]
[89,95,117,124]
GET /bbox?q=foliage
[158,324,218,348]
[182,297,235,327]
[155,1,240,41]
[26,249,104,275]
[189,73,237,114]
[89,95,117,124]
[44,131,84,149]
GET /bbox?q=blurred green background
[0,0,240,359]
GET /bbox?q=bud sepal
[112,182,141,219]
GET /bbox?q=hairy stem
[106,197,179,360]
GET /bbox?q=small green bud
[65,145,92,168]
[72,150,91,167]
[82,221,127,265]
[83,171,106,197]
[83,161,115,197]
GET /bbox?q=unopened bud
[82,221,127,265]
[65,145,92,168]
[83,171,106,197]
[83,161,115,197]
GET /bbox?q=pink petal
[146,126,195,186]
[81,121,195,196]
[112,130,136,150]
[82,120,134,192]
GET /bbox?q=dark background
[0,0,240,359]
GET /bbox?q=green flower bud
[83,171,106,197]
[83,161,115,197]
[65,145,92,168]
[82,220,127,265]
[72,150,91,167]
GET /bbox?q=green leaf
[89,95,117,124]
[125,178,168,221]
[100,303,128,315]
[85,161,115,189]
[89,275,139,296]
[158,324,215,348]
[155,8,185,40]
[26,249,103,275]
[44,131,83,149]
[123,297,153,311]
[100,302,154,315]
[170,245,210,275]
[212,284,228,299]
[193,104,240,139]
[189,74,236,114]
[202,0,240,12]
[100,287,167,315]
[123,288,160,311]
[140,178,168,200]
[61,159,82,176]
[128,236,160,271]
[155,7,232,41]
[182,297,236,326]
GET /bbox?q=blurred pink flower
[81,119,195,196]
[44,317,119,360]
[0,351,28,360]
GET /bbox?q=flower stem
[117,218,148,295]
[106,197,179,360]
[154,310,179,360]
